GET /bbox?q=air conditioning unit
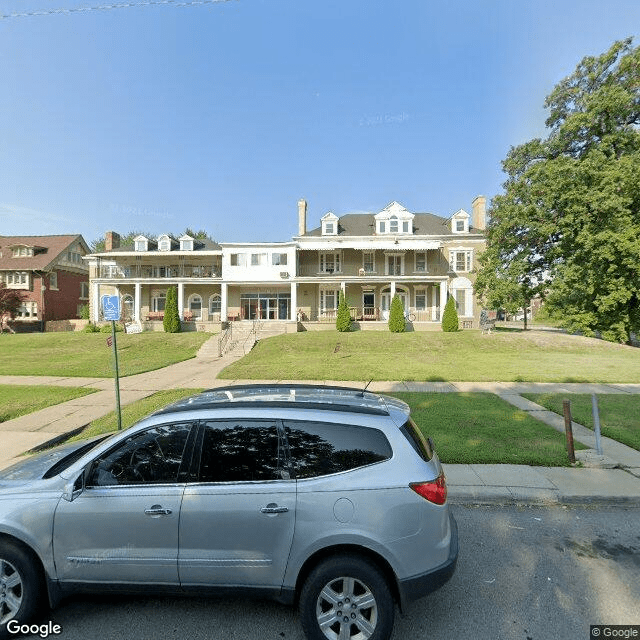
[280,271,290,278]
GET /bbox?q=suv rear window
[399,418,433,461]
[284,420,392,478]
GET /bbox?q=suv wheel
[299,555,395,640]
[0,543,41,639]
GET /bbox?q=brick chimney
[298,199,307,236]
[472,196,486,231]
[105,231,121,251]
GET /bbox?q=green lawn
[391,392,584,466]
[523,393,640,451]
[66,388,582,466]
[0,332,212,377]
[0,385,98,422]
[218,330,640,382]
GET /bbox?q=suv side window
[88,423,192,486]
[198,420,289,482]
[283,420,392,479]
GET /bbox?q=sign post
[102,295,122,430]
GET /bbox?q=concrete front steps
[223,320,296,357]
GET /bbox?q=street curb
[448,495,640,508]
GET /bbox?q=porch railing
[99,265,222,279]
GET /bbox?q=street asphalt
[1,333,639,506]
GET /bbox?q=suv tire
[0,542,42,639]
[299,555,395,640]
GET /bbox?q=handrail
[218,323,233,357]
[243,319,262,354]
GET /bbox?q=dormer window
[158,235,172,251]
[451,210,470,233]
[375,202,414,235]
[321,212,339,236]
[179,235,194,251]
[12,246,33,257]
[134,236,149,252]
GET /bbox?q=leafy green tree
[163,286,181,333]
[388,294,406,333]
[336,291,352,332]
[475,38,640,343]
[441,296,459,332]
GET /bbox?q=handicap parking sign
[102,295,121,321]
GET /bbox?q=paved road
[23,504,640,640]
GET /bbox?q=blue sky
[1,0,639,246]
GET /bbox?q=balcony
[99,265,222,279]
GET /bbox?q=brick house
[0,235,90,329]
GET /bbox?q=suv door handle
[145,506,172,516]
[260,504,289,514]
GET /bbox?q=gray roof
[304,212,481,237]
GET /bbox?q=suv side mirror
[62,469,86,502]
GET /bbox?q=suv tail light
[410,472,447,505]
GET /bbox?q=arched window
[209,294,221,317]
[389,215,399,233]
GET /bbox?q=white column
[390,281,396,297]
[290,282,297,321]
[92,283,100,323]
[221,283,228,321]
[178,283,184,321]
[431,285,437,321]
[439,280,448,321]
[341,281,346,294]
[134,283,141,322]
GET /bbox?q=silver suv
[0,384,458,640]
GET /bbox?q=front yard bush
[441,296,459,332]
[388,294,406,333]
[163,286,181,333]
[336,291,352,332]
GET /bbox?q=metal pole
[592,394,603,455]
[562,399,575,463]
[111,320,122,431]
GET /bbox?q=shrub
[78,304,90,320]
[441,296,459,332]
[83,323,100,333]
[388,294,406,333]
[163,286,181,333]
[336,291,352,332]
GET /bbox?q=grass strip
[523,393,640,451]
[0,332,211,377]
[389,392,586,466]
[0,385,98,422]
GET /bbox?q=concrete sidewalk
[1,334,640,506]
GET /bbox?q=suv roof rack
[153,384,390,417]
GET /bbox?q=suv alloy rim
[0,559,23,624]
[316,576,378,640]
